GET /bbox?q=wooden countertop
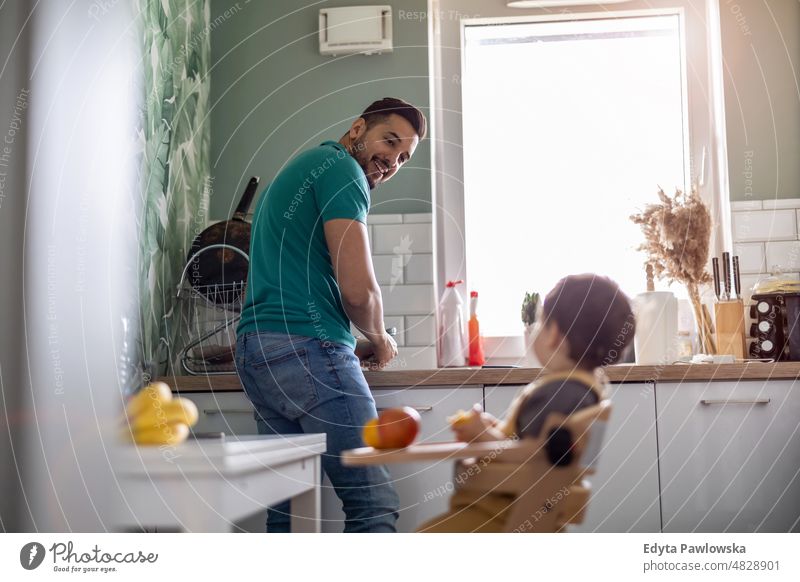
[162,362,800,392]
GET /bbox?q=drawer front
[321,386,483,533]
[657,380,800,532]
[570,383,661,532]
[185,392,258,436]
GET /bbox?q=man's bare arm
[324,218,396,366]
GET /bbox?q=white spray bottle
[438,280,466,367]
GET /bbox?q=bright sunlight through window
[463,14,689,337]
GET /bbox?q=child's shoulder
[512,370,605,439]
[529,369,607,399]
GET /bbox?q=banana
[120,382,198,446]
[129,397,198,433]
[125,382,173,419]
[132,422,190,446]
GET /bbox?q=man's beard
[350,138,377,190]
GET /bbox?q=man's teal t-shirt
[237,141,370,349]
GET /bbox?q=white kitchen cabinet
[483,384,522,419]
[321,386,483,533]
[484,382,662,532]
[657,380,800,532]
[184,391,258,436]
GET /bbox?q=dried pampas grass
[631,187,716,354]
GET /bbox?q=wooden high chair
[342,400,611,533]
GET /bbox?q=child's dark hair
[542,274,635,369]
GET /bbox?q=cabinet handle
[204,408,253,415]
[700,399,770,406]
[377,406,433,413]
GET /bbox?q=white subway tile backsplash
[731,200,763,211]
[351,318,406,346]
[739,274,769,298]
[402,213,432,224]
[371,255,403,286]
[385,346,437,370]
[368,213,403,224]
[372,223,433,254]
[733,242,765,274]
[732,209,796,242]
[765,241,800,272]
[380,284,434,316]
[762,198,800,210]
[405,314,436,347]
[368,217,435,356]
[404,253,433,284]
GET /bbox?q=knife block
[714,300,746,358]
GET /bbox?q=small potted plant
[521,291,540,367]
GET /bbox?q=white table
[115,434,326,532]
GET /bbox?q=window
[461,13,689,337]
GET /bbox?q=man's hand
[355,338,375,362]
[358,332,398,370]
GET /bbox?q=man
[236,98,426,532]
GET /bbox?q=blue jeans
[235,331,400,533]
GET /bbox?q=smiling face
[346,113,420,189]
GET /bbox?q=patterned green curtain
[136,0,211,376]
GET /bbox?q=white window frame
[428,0,731,360]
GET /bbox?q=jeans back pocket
[247,346,319,420]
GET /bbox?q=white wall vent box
[319,6,393,56]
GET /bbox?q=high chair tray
[342,440,527,466]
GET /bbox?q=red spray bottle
[468,291,485,366]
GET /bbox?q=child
[417,273,635,532]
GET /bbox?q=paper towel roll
[633,291,678,365]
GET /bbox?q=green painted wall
[209,0,431,218]
[721,0,800,201]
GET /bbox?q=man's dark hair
[542,274,635,369]
[360,97,427,140]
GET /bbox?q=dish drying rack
[176,244,248,376]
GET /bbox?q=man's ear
[349,117,367,141]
